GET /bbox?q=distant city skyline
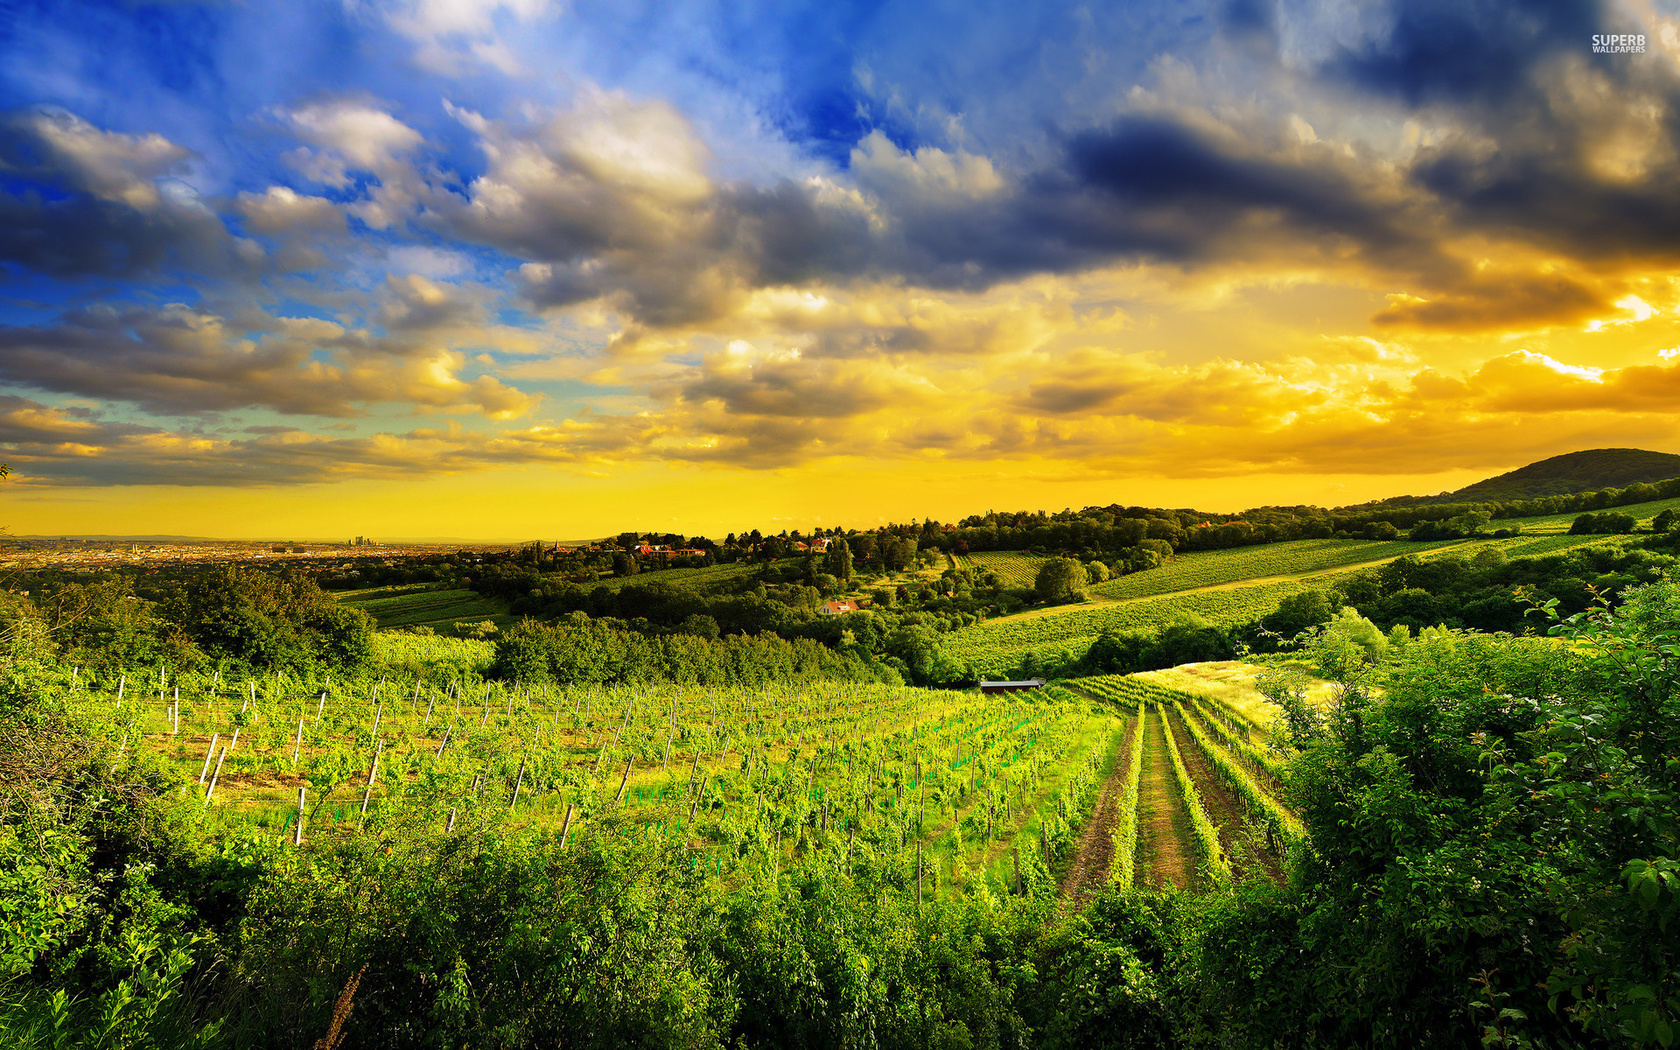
[1,0,1678,539]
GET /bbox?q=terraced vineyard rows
[53,665,1129,897]
[1088,537,1462,601]
[949,580,1308,677]
[1069,673,1304,891]
[962,550,1053,588]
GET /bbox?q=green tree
[822,538,853,583]
[1034,558,1087,605]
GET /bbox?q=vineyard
[1088,536,1462,601]
[1063,673,1303,890]
[947,580,1309,677]
[960,550,1053,588]
[1489,492,1680,533]
[49,664,1138,897]
[338,586,512,631]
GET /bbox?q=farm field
[1490,493,1680,533]
[1062,673,1303,890]
[1087,537,1465,601]
[948,579,1310,678]
[960,550,1052,588]
[337,586,512,631]
[580,561,758,595]
[55,666,1130,898]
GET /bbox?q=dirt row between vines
[1057,714,1136,903]
[1162,705,1283,882]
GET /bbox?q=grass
[1490,493,1680,533]
[963,551,1054,589]
[337,586,512,631]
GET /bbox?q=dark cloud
[1317,0,1604,106]
[0,110,257,279]
[0,302,535,418]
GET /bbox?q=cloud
[0,109,258,278]
[0,302,536,419]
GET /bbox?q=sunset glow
[3,1,1679,538]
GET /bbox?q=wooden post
[424,694,435,726]
[360,742,381,819]
[371,701,383,737]
[559,803,575,849]
[198,733,219,785]
[228,727,239,753]
[315,691,326,722]
[116,674,125,705]
[447,808,457,833]
[295,787,306,846]
[293,718,304,766]
[510,754,527,810]
[615,757,633,804]
[689,777,705,825]
[917,843,924,907]
[204,747,227,804]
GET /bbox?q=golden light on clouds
[2,1,1679,537]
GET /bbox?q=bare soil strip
[1162,706,1282,882]
[1136,710,1194,890]
[1059,715,1134,903]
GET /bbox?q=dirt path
[1136,709,1194,890]
[1163,706,1282,882]
[1059,716,1135,903]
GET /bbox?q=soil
[1162,705,1282,882]
[1137,710,1195,890]
[1058,716,1135,903]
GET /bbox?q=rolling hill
[1362,447,1680,507]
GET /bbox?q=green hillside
[1372,448,1680,506]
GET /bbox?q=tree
[823,538,853,583]
[1034,558,1087,604]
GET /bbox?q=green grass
[1490,493,1680,533]
[949,581,1311,678]
[1088,538,1464,601]
[580,561,757,595]
[964,551,1053,588]
[337,586,512,631]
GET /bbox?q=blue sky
[3,0,1680,538]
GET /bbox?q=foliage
[1035,558,1089,605]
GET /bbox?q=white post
[198,734,220,784]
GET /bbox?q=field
[57,664,1134,897]
[579,561,758,595]
[945,532,1634,677]
[1490,493,1680,533]
[960,550,1052,588]
[337,585,512,631]
[1061,670,1306,890]
[1088,537,1461,601]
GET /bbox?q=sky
[2,0,1680,540]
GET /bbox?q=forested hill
[1361,448,1680,508]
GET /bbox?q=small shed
[979,678,1047,694]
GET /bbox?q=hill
[1361,447,1680,508]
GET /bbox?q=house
[817,599,860,616]
[979,678,1047,694]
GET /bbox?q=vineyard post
[447,808,457,833]
[70,665,77,691]
[559,803,575,849]
[917,844,923,907]
[689,777,705,825]
[315,692,326,723]
[359,741,382,821]
[198,734,219,785]
[1013,846,1022,896]
[294,787,305,847]
[116,674,125,706]
[510,753,526,810]
[204,747,227,804]
[228,726,239,754]
[435,723,452,759]
[615,757,633,804]
[424,694,435,726]
[371,701,383,737]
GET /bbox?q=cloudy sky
[2,0,1679,539]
